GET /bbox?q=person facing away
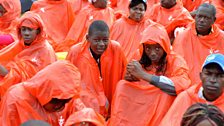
[0,11,57,98]
[172,3,224,85]
[30,0,75,52]
[181,103,224,126]
[0,0,21,49]
[160,53,224,126]
[109,22,191,126]
[66,20,127,117]
[147,0,193,43]
[63,0,115,52]
[110,0,160,61]
[0,61,105,126]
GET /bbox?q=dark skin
[160,0,176,9]
[125,44,176,96]
[200,64,224,102]
[92,0,108,9]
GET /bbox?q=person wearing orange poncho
[212,0,224,30]
[0,61,105,126]
[0,12,56,98]
[173,3,224,85]
[109,23,191,126]
[160,53,224,126]
[30,0,75,52]
[110,0,160,61]
[0,0,21,49]
[66,20,126,117]
[148,0,193,43]
[63,0,115,52]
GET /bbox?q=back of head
[181,103,224,126]
[88,20,109,36]
[21,120,50,126]
[23,60,81,106]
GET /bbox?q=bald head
[88,20,109,36]
[197,3,216,17]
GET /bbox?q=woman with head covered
[0,11,57,98]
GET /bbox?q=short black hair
[197,3,216,17]
[129,0,147,11]
[88,20,109,36]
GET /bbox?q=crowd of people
[0,0,223,125]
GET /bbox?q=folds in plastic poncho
[159,83,224,126]
[148,2,193,35]
[30,0,75,52]
[0,12,57,97]
[66,40,127,115]
[110,16,159,61]
[109,24,191,126]
[63,4,115,52]
[0,61,105,126]
[182,0,211,12]
[212,0,224,30]
[173,22,224,85]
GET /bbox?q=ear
[199,72,202,80]
[86,34,89,41]
[36,28,41,35]
[213,17,216,23]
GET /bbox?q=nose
[150,49,157,56]
[199,17,206,23]
[23,29,30,36]
[209,74,217,83]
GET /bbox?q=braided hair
[181,103,224,126]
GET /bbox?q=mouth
[206,86,218,92]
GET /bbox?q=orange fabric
[109,25,191,126]
[148,2,193,34]
[182,0,211,12]
[0,61,102,126]
[173,23,224,85]
[0,0,21,48]
[212,0,224,30]
[159,83,224,126]
[62,4,115,52]
[30,0,75,52]
[65,108,106,126]
[68,0,89,15]
[66,40,127,115]
[110,16,159,61]
[0,12,57,97]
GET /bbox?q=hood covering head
[17,11,46,46]
[0,0,21,22]
[140,25,171,55]
[23,60,81,106]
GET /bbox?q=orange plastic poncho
[159,83,224,126]
[66,40,127,115]
[0,0,21,44]
[30,0,75,52]
[0,61,104,126]
[0,12,57,97]
[109,24,191,126]
[182,0,211,12]
[110,16,159,61]
[68,0,89,15]
[148,2,193,35]
[173,23,224,85]
[62,4,115,52]
[212,0,224,30]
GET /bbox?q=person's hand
[127,60,145,79]
[124,70,140,82]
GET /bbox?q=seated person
[160,53,224,126]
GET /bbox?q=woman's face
[144,43,165,64]
[129,3,146,22]
[20,26,39,46]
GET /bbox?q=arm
[127,60,177,96]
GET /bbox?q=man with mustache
[160,53,224,126]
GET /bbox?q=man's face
[87,30,109,55]
[20,26,39,46]
[195,7,215,34]
[93,0,108,9]
[200,64,224,101]
[129,3,146,22]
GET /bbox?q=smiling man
[173,3,224,85]
[66,20,126,118]
[159,53,224,126]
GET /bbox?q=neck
[196,27,212,36]
[90,48,101,60]
[203,90,221,102]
